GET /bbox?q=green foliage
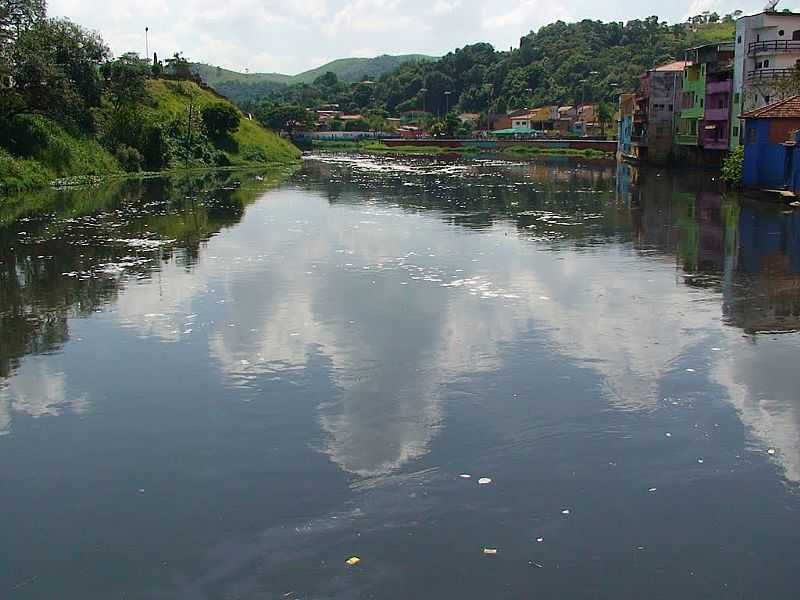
[255,102,313,132]
[244,17,735,119]
[344,118,369,132]
[201,103,241,137]
[6,17,109,130]
[100,53,150,110]
[114,145,143,172]
[721,145,743,187]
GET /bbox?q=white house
[731,9,800,149]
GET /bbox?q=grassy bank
[0,80,300,194]
[310,139,613,159]
[500,145,613,159]
[312,140,479,155]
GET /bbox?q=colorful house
[676,62,706,146]
[741,95,800,190]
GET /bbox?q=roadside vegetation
[0,1,299,194]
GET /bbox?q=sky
[49,0,768,75]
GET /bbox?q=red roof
[741,96,800,119]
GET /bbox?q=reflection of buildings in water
[724,206,800,334]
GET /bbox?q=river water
[2,154,800,599]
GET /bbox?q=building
[741,95,800,190]
[675,43,734,162]
[619,61,687,164]
[557,106,577,134]
[732,10,800,150]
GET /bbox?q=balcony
[706,80,732,95]
[748,40,800,56]
[675,133,698,146]
[704,107,730,121]
[747,68,794,82]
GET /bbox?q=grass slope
[145,80,300,165]
[1,80,300,193]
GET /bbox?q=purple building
[700,76,733,150]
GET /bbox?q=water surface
[2,156,800,599]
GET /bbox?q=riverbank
[310,139,613,159]
[0,80,300,195]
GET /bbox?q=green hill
[1,79,300,193]
[191,54,436,104]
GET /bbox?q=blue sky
[50,0,770,74]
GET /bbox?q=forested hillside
[247,15,737,118]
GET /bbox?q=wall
[743,119,789,188]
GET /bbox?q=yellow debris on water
[346,556,361,566]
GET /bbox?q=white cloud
[432,0,461,15]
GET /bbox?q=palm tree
[597,101,613,138]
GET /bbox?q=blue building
[742,96,800,190]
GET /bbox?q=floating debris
[561,509,571,515]
[665,432,672,438]
[767,448,776,456]
[345,556,361,566]
[477,477,492,485]
[697,459,704,464]
[482,548,498,555]
[459,474,472,479]
[685,368,696,373]
[536,537,544,543]
[648,487,657,493]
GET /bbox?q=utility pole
[445,90,452,115]
[186,94,194,169]
[145,27,149,61]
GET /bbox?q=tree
[444,112,460,137]
[256,102,312,132]
[597,101,613,137]
[165,52,194,81]
[0,0,46,48]
[100,52,149,110]
[7,17,109,128]
[202,102,240,137]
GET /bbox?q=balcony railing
[748,40,800,56]
[747,68,795,82]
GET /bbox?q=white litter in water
[478,477,492,485]
[767,448,776,455]
[459,474,471,479]
[711,347,721,351]
[539,296,550,300]
[665,432,672,438]
[648,487,657,493]
[685,368,696,373]
[536,537,544,543]
[697,458,704,464]
[482,548,498,555]
[561,509,571,515]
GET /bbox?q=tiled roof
[742,96,800,119]
[653,61,692,72]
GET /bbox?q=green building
[675,63,706,146]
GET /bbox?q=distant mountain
[292,54,435,84]
[192,54,436,104]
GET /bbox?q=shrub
[721,145,743,187]
[202,103,240,137]
[114,145,143,172]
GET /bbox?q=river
[2,154,800,599]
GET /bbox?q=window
[765,95,771,103]
[668,103,673,111]
[757,34,760,42]
[734,92,740,104]
[747,126,757,144]
[700,98,704,108]
[737,35,742,44]
[780,29,785,36]
[757,61,763,69]
[764,59,770,68]
[733,126,739,137]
